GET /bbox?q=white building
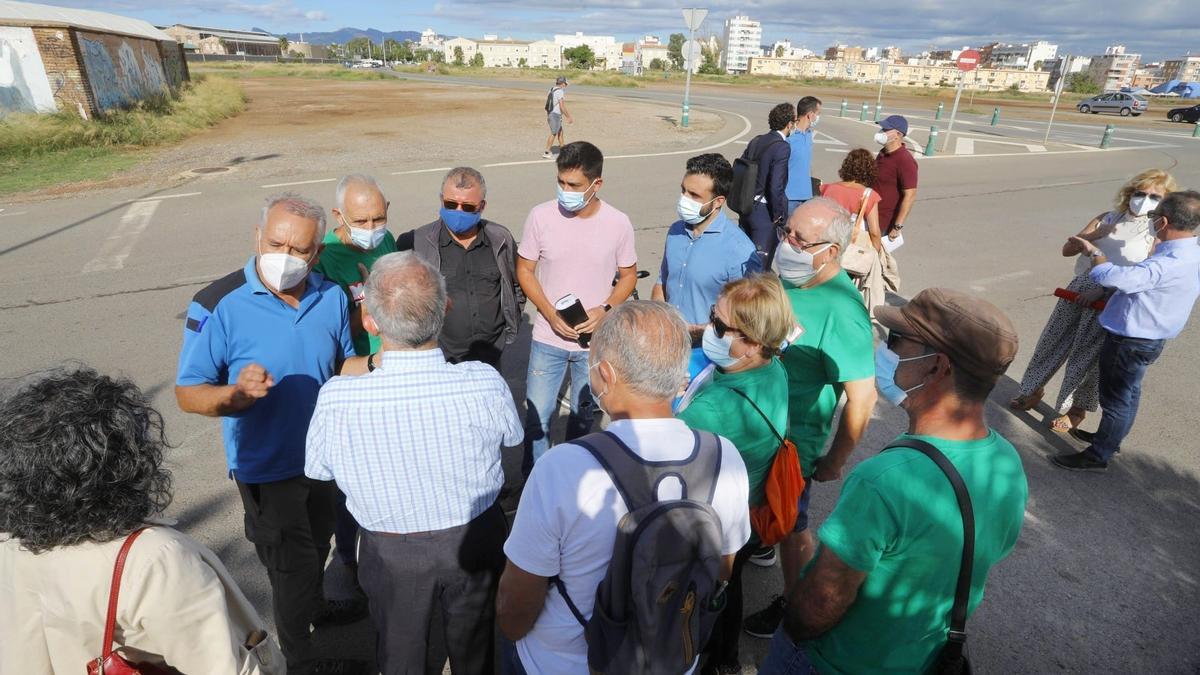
[990,40,1058,71]
[1045,55,1091,90]
[554,32,623,70]
[527,39,563,69]
[722,15,762,75]
[419,28,441,48]
[1087,45,1141,91]
[769,39,813,59]
[442,36,562,69]
[637,36,670,71]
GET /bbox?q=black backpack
[729,133,786,217]
[544,87,557,113]
[553,430,728,675]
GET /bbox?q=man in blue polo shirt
[176,193,370,675]
[785,96,822,216]
[653,153,760,341]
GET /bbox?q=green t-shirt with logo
[779,271,875,476]
[313,229,397,356]
[678,359,789,507]
[806,430,1029,674]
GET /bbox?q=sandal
[1009,388,1044,411]
[1050,408,1086,433]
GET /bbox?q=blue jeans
[759,628,817,674]
[523,340,595,475]
[1089,332,1165,462]
[500,638,528,675]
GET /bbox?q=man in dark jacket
[398,167,525,368]
[739,102,795,263]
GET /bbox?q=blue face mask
[874,343,935,406]
[702,324,747,370]
[440,206,482,234]
[557,179,597,212]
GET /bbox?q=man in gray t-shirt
[543,76,573,159]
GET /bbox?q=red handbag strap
[101,527,150,658]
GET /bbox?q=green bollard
[840,99,848,117]
[1193,122,1200,138]
[1100,124,1115,149]
[859,102,869,121]
[874,104,883,122]
[935,102,943,120]
[991,107,1000,126]
[924,126,939,157]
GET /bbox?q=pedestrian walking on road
[306,252,523,675]
[736,102,794,262]
[785,96,822,216]
[1011,169,1176,433]
[760,288,1029,674]
[871,115,918,243]
[543,75,573,159]
[1055,190,1200,472]
[175,193,371,675]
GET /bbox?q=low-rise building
[748,56,1050,92]
[441,36,561,68]
[286,41,325,59]
[554,31,622,70]
[989,40,1057,71]
[637,36,669,71]
[161,24,278,56]
[825,43,867,62]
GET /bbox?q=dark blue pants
[334,488,359,565]
[1088,332,1165,462]
[742,202,780,266]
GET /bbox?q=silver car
[1077,93,1148,117]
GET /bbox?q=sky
[47,1,1200,62]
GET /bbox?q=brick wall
[30,27,95,118]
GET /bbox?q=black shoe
[700,660,742,675]
[311,658,369,675]
[744,594,787,639]
[312,597,368,627]
[1051,451,1108,472]
[748,545,776,568]
[1068,428,1096,444]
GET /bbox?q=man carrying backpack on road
[730,102,795,265]
[543,76,573,159]
[497,301,751,675]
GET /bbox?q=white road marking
[923,144,1178,160]
[735,140,749,144]
[969,270,1032,292]
[0,210,28,218]
[392,167,454,175]
[260,178,337,188]
[955,138,1046,155]
[81,200,161,274]
[114,192,201,204]
[813,131,847,146]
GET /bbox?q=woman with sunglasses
[1010,168,1177,433]
[676,274,795,675]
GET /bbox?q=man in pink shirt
[516,141,639,473]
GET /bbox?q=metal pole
[1044,65,1067,145]
[875,62,887,113]
[682,25,694,128]
[924,126,939,157]
[1100,124,1115,149]
[943,72,965,152]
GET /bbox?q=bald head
[364,252,447,347]
[334,174,388,232]
[785,196,854,256]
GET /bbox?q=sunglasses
[442,199,481,213]
[1132,190,1162,200]
[710,306,736,339]
[886,330,908,351]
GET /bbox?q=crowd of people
[2,94,1199,675]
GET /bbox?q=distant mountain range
[252,27,425,45]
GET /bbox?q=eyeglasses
[710,306,736,339]
[775,225,829,250]
[1132,190,1162,200]
[442,199,481,213]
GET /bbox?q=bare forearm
[825,391,877,468]
[608,269,638,305]
[175,384,252,417]
[517,267,555,320]
[651,283,665,302]
[894,192,916,225]
[785,577,855,641]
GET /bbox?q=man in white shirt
[496,301,751,675]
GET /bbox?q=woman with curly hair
[1010,168,1177,432]
[0,366,284,674]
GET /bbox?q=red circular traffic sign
[956,49,981,72]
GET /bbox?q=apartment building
[442,36,562,68]
[1161,56,1200,82]
[749,56,1050,92]
[554,32,623,70]
[989,41,1058,71]
[722,15,761,74]
[1086,45,1141,91]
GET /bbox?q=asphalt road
[1,76,1198,674]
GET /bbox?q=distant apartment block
[749,56,1050,92]
[769,39,813,59]
[1045,55,1092,90]
[442,36,562,68]
[722,16,761,74]
[1086,45,1141,91]
[989,41,1058,71]
[825,43,867,62]
[1161,56,1200,82]
[554,32,623,70]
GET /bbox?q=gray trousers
[359,502,507,675]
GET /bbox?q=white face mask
[349,225,387,250]
[1128,194,1160,218]
[811,114,820,128]
[874,131,891,146]
[677,194,717,226]
[259,252,310,291]
[772,239,831,286]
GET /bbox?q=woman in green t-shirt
[679,274,795,675]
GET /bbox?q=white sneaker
[542,151,553,159]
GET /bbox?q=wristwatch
[602,303,612,312]
[892,223,904,230]
[367,352,378,372]
[1089,249,1105,258]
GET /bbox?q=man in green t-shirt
[745,198,877,638]
[762,288,1029,674]
[314,174,397,358]
[312,173,396,578]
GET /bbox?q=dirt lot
[103,76,723,191]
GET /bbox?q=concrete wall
[75,30,170,112]
[0,26,57,115]
[159,40,186,91]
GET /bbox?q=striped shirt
[305,349,523,534]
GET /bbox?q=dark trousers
[236,475,337,675]
[1089,332,1166,462]
[445,341,503,369]
[704,542,756,668]
[741,202,780,268]
[334,487,359,565]
[359,502,508,675]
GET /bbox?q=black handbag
[886,440,975,675]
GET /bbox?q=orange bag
[730,389,806,546]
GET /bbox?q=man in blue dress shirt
[653,153,761,341]
[785,96,822,217]
[1055,190,1200,471]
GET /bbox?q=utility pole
[680,8,708,129]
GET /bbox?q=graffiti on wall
[78,32,170,112]
[160,42,186,90]
[0,26,57,116]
